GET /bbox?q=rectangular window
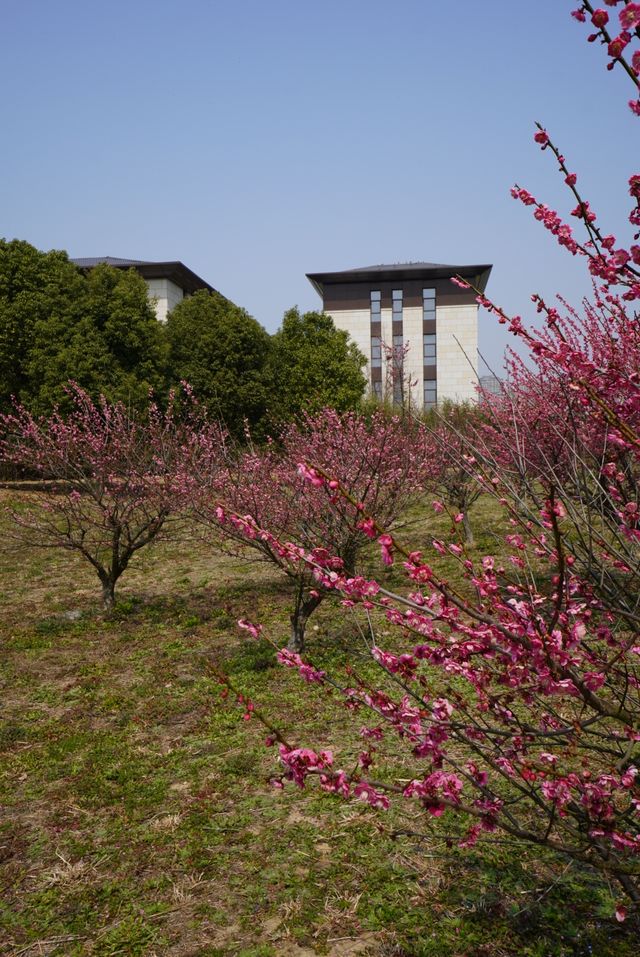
[392,288,403,320]
[370,289,381,321]
[371,336,382,367]
[423,289,437,409]
[423,287,436,321]
[372,380,383,400]
[424,382,437,408]
[423,333,436,361]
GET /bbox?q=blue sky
[2,0,637,371]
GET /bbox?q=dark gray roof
[344,261,457,272]
[72,256,150,268]
[306,261,493,297]
[71,256,215,296]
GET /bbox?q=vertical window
[423,287,436,321]
[392,288,403,321]
[423,333,436,362]
[423,288,437,410]
[370,291,382,400]
[424,382,437,408]
[370,289,381,322]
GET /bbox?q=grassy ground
[1,493,638,956]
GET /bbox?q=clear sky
[2,0,637,372]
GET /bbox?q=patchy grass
[0,492,637,956]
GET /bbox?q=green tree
[28,264,168,413]
[166,289,271,435]
[0,239,85,410]
[266,308,367,421]
[0,241,169,414]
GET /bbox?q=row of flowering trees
[0,389,452,644]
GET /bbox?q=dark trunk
[288,591,323,653]
[614,869,640,905]
[100,575,116,612]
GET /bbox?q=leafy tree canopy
[0,239,85,409]
[266,308,367,423]
[0,240,168,414]
[166,289,271,436]
[28,264,168,413]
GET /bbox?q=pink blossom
[608,33,629,58]
[354,781,390,809]
[431,698,454,721]
[378,533,394,566]
[297,463,325,487]
[357,517,377,539]
[237,619,263,640]
[619,4,640,30]
[277,648,326,683]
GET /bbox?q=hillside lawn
[0,491,638,957]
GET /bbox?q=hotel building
[306,261,492,408]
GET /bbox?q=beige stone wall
[436,303,478,403]
[145,277,185,323]
[327,306,372,366]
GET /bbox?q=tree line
[0,239,367,435]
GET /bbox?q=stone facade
[145,277,185,323]
[435,303,478,403]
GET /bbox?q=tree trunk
[101,577,116,612]
[288,592,323,653]
[614,869,640,905]
[462,511,474,545]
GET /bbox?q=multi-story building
[306,261,492,408]
[71,256,217,322]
